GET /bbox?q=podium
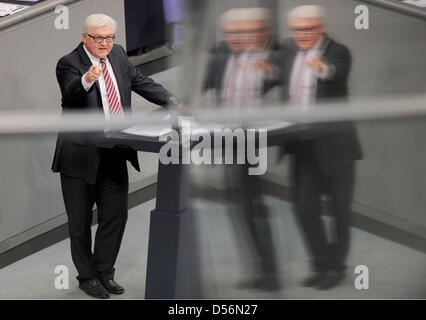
[95,131,201,299]
[94,122,308,299]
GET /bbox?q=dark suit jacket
[202,39,281,104]
[52,43,174,184]
[272,35,363,173]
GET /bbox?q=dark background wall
[124,0,166,53]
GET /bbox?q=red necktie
[100,58,123,118]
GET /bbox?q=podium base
[144,208,203,299]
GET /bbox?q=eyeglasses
[291,25,321,35]
[224,28,269,38]
[87,34,116,43]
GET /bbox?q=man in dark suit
[272,5,362,290]
[203,8,281,292]
[52,13,178,299]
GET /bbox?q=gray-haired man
[52,14,179,299]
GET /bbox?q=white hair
[221,7,271,26]
[83,14,117,34]
[288,5,325,24]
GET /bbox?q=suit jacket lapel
[284,39,298,87]
[318,34,331,57]
[107,48,128,110]
[314,35,331,100]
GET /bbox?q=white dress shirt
[81,45,124,120]
[221,50,269,108]
[289,37,335,108]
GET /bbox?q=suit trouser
[226,164,278,278]
[291,145,355,272]
[60,155,129,282]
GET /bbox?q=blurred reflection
[203,7,280,107]
[201,7,280,292]
[271,5,363,290]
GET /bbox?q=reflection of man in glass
[203,8,281,292]
[204,8,278,107]
[273,5,363,290]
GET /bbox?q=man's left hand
[306,56,326,74]
[252,59,275,74]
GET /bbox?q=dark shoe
[100,279,125,295]
[316,270,346,290]
[253,277,281,292]
[79,278,110,299]
[236,278,255,290]
[301,272,323,287]
[237,276,281,292]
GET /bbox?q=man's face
[82,25,115,59]
[290,18,324,50]
[223,20,270,53]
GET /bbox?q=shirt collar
[311,35,325,52]
[83,44,104,65]
[298,36,325,54]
